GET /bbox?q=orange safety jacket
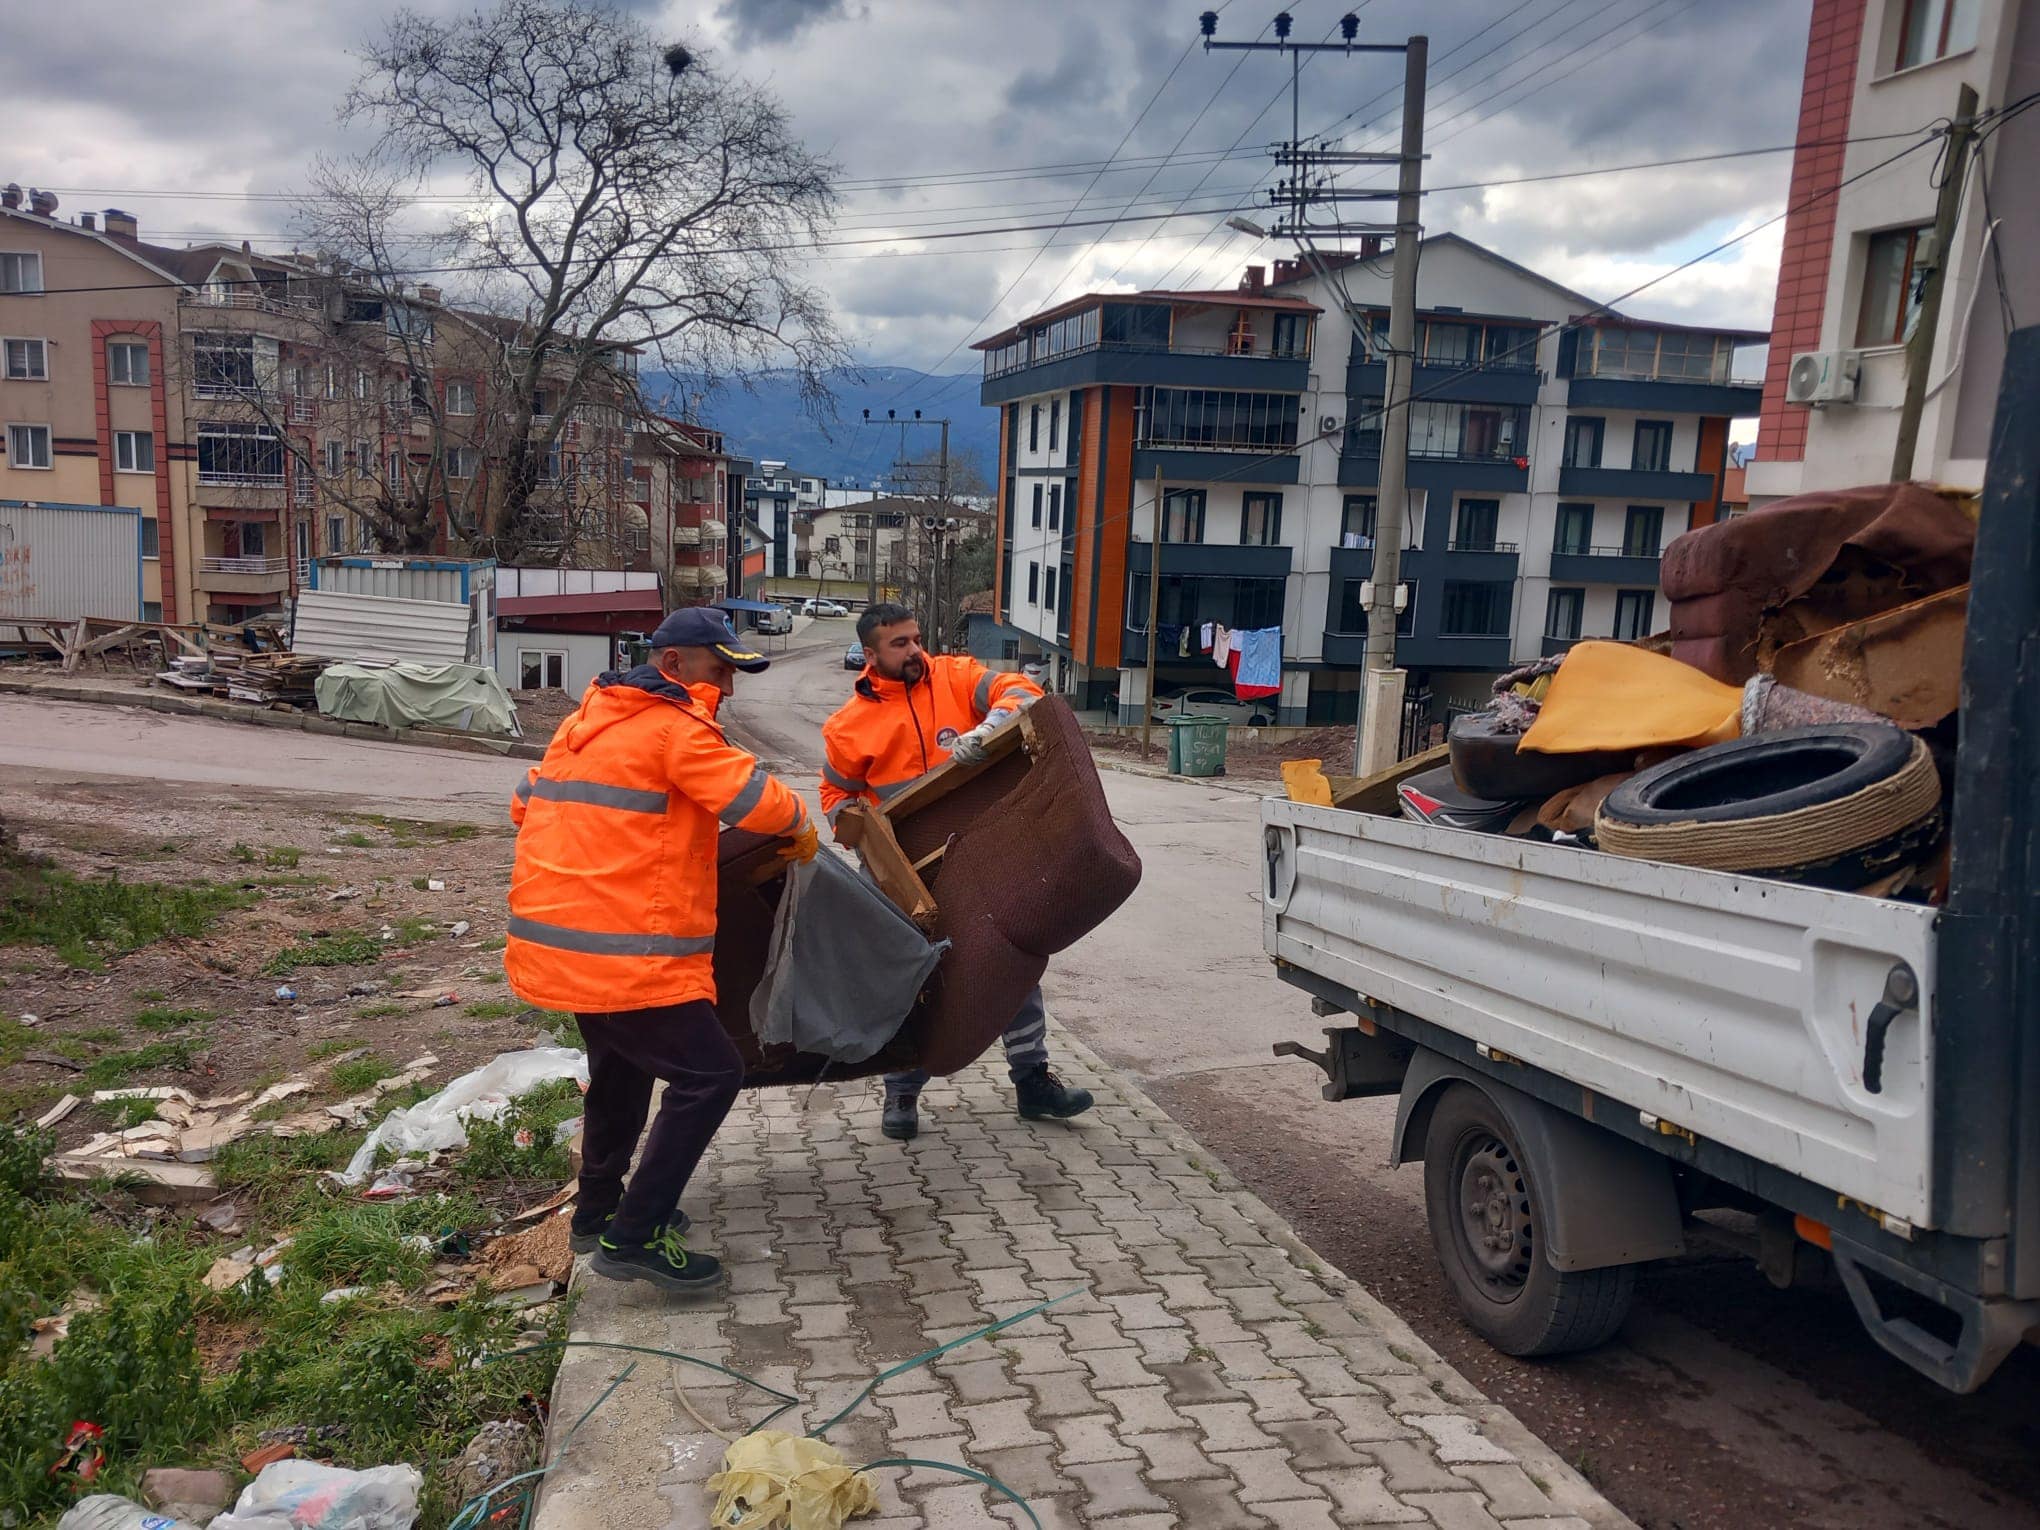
[506,665,809,1014]
[819,654,1043,827]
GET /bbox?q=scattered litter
[238,1441,298,1476]
[361,1160,427,1199]
[203,1256,257,1294]
[323,847,345,856]
[198,1201,244,1235]
[200,1089,254,1111]
[707,1432,879,1530]
[505,1182,576,1225]
[433,993,460,1008]
[320,1286,372,1305]
[27,1291,102,1358]
[92,1085,197,1106]
[214,1460,423,1530]
[273,986,298,1002]
[48,1419,107,1489]
[141,1466,237,1523]
[336,1048,587,1186]
[427,879,447,892]
[19,1012,40,1027]
[47,1155,217,1205]
[485,1211,573,1284]
[487,1279,557,1310]
[56,1495,203,1530]
[249,1079,314,1109]
[37,1093,83,1129]
[450,920,471,938]
[25,1049,86,1072]
[328,887,362,903]
[346,979,385,997]
[451,1421,536,1508]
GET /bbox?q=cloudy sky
[15,0,1823,403]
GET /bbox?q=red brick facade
[1755,0,1868,463]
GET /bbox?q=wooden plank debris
[834,804,938,929]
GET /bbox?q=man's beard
[888,655,926,686]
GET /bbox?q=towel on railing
[1233,627,1282,699]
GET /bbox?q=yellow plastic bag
[707,1430,880,1530]
[1281,758,1335,806]
[1520,641,1742,755]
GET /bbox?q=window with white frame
[324,365,341,401]
[355,439,373,474]
[355,370,373,401]
[192,332,258,396]
[109,341,151,387]
[445,378,476,416]
[0,252,42,295]
[1894,0,1977,70]
[323,439,345,477]
[140,518,160,559]
[239,521,268,558]
[3,338,47,380]
[326,514,345,552]
[519,649,567,689]
[115,430,154,473]
[196,422,283,485]
[6,423,52,469]
[387,450,405,484]
[1857,225,1931,347]
[446,446,479,479]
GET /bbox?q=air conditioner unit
[1785,349,1862,406]
[1318,414,1341,433]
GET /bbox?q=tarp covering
[314,661,521,738]
[716,597,783,614]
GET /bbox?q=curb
[1052,1029,1639,1530]
[0,676,547,760]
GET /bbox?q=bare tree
[342,0,846,560]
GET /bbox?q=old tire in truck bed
[1422,1083,1635,1357]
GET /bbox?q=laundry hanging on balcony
[1230,627,1283,700]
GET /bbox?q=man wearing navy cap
[507,604,816,1293]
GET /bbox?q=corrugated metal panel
[498,567,659,597]
[292,589,474,666]
[0,500,143,622]
[308,557,495,606]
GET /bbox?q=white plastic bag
[210,1461,423,1530]
[335,1047,587,1185]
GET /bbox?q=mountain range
[646,366,1000,487]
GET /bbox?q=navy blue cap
[648,607,771,672]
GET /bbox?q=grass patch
[545,1012,583,1049]
[458,1079,582,1182]
[135,1006,215,1032]
[211,1131,362,1204]
[393,917,441,945]
[329,1055,397,1094]
[266,930,384,975]
[106,1097,164,1130]
[137,987,165,1002]
[82,1039,198,1090]
[74,1027,125,1044]
[304,1039,356,1062]
[0,870,254,970]
[355,1002,409,1020]
[264,846,302,869]
[230,842,257,864]
[462,999,524,1020]
[331,830,376,848]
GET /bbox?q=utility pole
[862,405,951,615]
[1141,469,1164,762]
[1200,12,1424,773]
[1893,83,1978,482]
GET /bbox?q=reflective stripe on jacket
[506,664,809,1013]
[819,654,1043,827]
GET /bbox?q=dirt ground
[0,777,557,1140]
[1088,722,1360,782]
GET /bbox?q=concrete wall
[496,628,614,696]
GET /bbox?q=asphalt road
[731,629,2040,1530]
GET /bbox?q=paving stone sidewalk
[533,1036,1632,1530]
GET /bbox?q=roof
[960,590,996,615]
[1572,311,1770,344]
[0,206,198,291]
[497,589,663,620]
[971,287,1321,351]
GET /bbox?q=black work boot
[591,1225,722,1292]
[1015,1065,1094,1122]
[570,1205,690,1256]
[882,1091,920,1141]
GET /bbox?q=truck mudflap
[1829,1234,2040,1393]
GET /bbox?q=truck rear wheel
[1423,1083,1635,1356]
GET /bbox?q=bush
[460,1079,582,1182]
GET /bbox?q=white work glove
[949,707,1015,765]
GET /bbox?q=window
[1029,404,1040,452]
[518,649,567,690]
[1622,506,1663,558]
[6,423,51,469]
[1241,493,1282,547]
[1161,488,1206,543]
[1027,561,1040,603]
[114,430,153,473]
[142,600,163,622]
[1453,499,1499,551]
[385,303,434,344]
[1895,0,1977,70]
[355,439,374,474]
[1554,502,1594,555]
[388,450,406,484]
[196,423,283,485]
[326,514,345,552]
[356,369,373,401]
[446,446,479,479]
[1341,494,1376,545]
[323,365,341,401]
[1336,579,1369,632]
[1440,581,1511,636]
[1271,312,1307,357]
[0,252,42,294]
[1613,588,1656,640]
[1857,226,1931,347]
[4,338,47,380]
[323,440,344,477]
[1048,483,1061,532]
[1137,388,1301,451]
[1067,391,1086,457]
[446,378,476,416]
[139,517,160,558]
[1545,588,1584,641]
[192,333,258,396]
[1632,420,1674,474]
[1044,566,1059,612]
[1031,482,1043,528]
[357,518,374,553]
[109,341,150,387]
[1049,400,1061,452]
[239,521,268,558]
[1000,639,1021,660]
[1563,416,1605,469]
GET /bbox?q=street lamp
[1226,215,1269,238]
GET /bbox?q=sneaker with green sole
[569,1206,690,1256]
[591,1224,722,1292]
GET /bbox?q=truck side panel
[1263,804,1941,1227]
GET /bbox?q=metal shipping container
[291,588,476,667]
[0,500,143,623]
[308,556,495,612]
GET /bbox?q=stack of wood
[217,651,329,708]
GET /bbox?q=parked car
[844,642,866,671]
[803,598,850,618]
[1152,687,1273,728]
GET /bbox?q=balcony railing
[1553,543,1661,560]
[985,336,1310,379]
[1444,539,1520,553]
[200,556,289,575]
[197,472,286,489]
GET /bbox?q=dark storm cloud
[714,0,853,48]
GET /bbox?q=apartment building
[1,191,676,625]
[742,459,823,583]
[974,233,1762,724]
[636,415,731,607]
[1748,0,2038,499]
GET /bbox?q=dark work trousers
[575,1001,744,1246]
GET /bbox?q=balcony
[1404,540,1521,583]
[1557,464,1715,501]
[1548,545,1664,585]
[1131,445,1300,485]
[1126,540,1292,579]
[981,340,1308,405]
[1542,634,1581,658]
[1348,354,1541,407]
[1339,447,1528,495]
[672,524,704,547]
[1567,373,1764,417]
[197,556,291,596]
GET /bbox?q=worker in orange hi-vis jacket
[507,607,816,1294]
[819,601,1094,1142]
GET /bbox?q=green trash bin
[1170,715,1230,777]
